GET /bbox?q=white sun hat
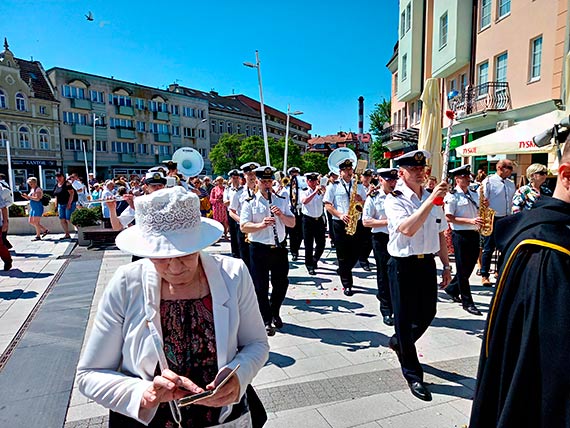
[115,186,223,258]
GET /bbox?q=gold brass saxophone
[479,182,495,237]
[290,175,298,212]
[346,159,368,236]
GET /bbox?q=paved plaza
[0,234,494,428]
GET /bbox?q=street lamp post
[92,113,103,181]
[283,105,303,174]
[192,118,208,145]
[243,50,270,166]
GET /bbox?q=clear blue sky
[2,0,399,136]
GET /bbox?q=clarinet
[266,191,281,247]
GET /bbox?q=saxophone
[479,182,495,237]
[346,160,367,236]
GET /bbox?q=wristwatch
[442,265,452,271]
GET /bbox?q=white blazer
[77,253,269,425]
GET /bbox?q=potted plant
[71,206,103,246]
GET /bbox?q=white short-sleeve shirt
[444,185,479,231]
[385,182,448,257]
[323,178,367,220]
[240,192,293,245]
[301,187,324,218]
[362,191,389,234]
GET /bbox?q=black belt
[394,253,435,260]
[303,214,322,221]
[250,240,287,249]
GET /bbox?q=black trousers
[302,215,326,268]
[286,210,303,256]
[237,229,251,272]
[388,255,437,383]
[249,242,289,325]
[371,232,392,316]
[332,219,361,289]
[228,213,240,258]
[446,230,479,306]
[326,211,336,245]
[358,221,372,265]
[481,216,505,277]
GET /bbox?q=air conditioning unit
[496,119,514,131]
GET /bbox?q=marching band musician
[224,169,243,258]
[443,165,483,316]
[384,150,451,402]
[301,172,326,276]
[162,160,188,190]
[228,162,260,270]
[326,171,339,248]
[286,166,304,261]
[357,168,375,271]
[240,166,295,336]
[479,159,515,286]
[362,168,399,326]
[323,158,367,296]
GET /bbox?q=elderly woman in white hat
[77,187,269,427]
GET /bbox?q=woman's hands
[140,369,241,409]
[141,369,203,409]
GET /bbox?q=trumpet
[280,176,291,187]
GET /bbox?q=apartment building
[384,0,568,175]
[48,68,211,179]
[0,40,61,192]
[307,132,372,158]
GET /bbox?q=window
[498,0,510,18]
[460,73,468,92]
[245,125,250,136]
[150,123,169,134]
[151,145,170,155]
[38,129,49,150]
[211,120,216,133]
[198,129,206,139]
[39,105,47,115]
[135,98,146,110]
[227,122,233,134]
[198,109,205,119]
[16,93,26,111]
[400,11,406,38]
[89,90,104,103]
[449,79,456,92]
[148,100,168,112]
[439,12,448,49]
[410,102,416,124]
[406,3,411,32]
[64,138,85,151]
[63,111,88,124]
[171,125,180,137]
[530,36,542,80]
[495,52,508,84]
[182,106,195,117]
[170,104,179,115]
[138,144,148,155]
[110,117,134,129]
[183,127,196,138]
[96,140,107,152]
[136,121,146,132]
[111,141,135,153]
[236,124,241,134]
[62,85,86,99]
[402,54,408,81]
[109,94,132,106]
[0,124,8,148]
[219,121,224,134]
[0,89,6,108]
[480,0,491,29]
[478,61,489,95]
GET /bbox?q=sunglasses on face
[501,165,513,170]
[535,171,547,176]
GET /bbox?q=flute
[85,196,126,205]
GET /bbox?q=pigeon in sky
[85,11,94,21]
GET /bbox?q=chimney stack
[358,96,364,135]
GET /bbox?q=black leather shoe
[307,267,316,275]
[272,316,283,329]
[265,324,276,336]
[361,263,371,272]
[408,381,432,401]
[3,259,12,271]
[445,291,462,303]
[388,336,401,360]
[464,305,483,316]
[291,254,298,261]
[383,315,394,326]
[343,288,353,296]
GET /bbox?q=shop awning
[457,110,567,157]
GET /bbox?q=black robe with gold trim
[470,197,570,428]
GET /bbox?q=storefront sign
[11,160,58,167]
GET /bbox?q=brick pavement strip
[64,355,478,427]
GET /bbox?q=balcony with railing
[449,82,512,119]
[378,124,406,143]
[117,127,136,139]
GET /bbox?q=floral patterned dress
[210,186,228,225]
[150,296,220,428]
[512,185,541,214]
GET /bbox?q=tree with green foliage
[209,133,243,175]
[301,152,328,174]
[368,97,392,168]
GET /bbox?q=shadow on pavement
[423,363,476,399]
[282,322,390,353]
[0,269,53,279]
[0,289,39,300]
[431,316,486,338]
[267,351,296,368]
[284,297,364,315]
[11,253,51,259]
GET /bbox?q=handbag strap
[146,319,182,427]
